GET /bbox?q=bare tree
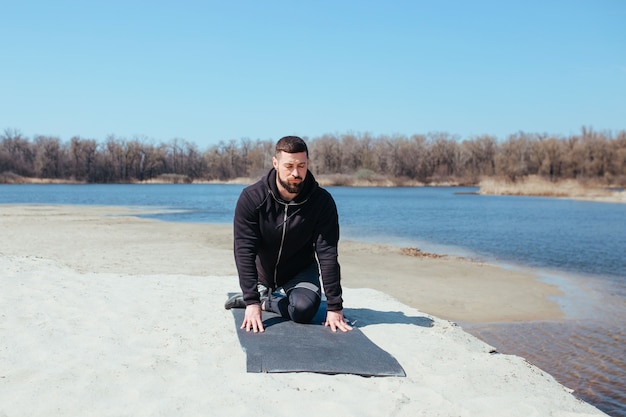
[33,135,67,179]
[69,136,99,182]
[494,132,534,180]
[3,127,626,185]
[428,132,461,180]
[460,135,496,181]
[0,128,36,177]
[310,134,341,174]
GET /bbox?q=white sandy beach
[0,205,607,416]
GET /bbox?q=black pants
[265,262,321,324]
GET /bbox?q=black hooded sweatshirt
[233,168,343,311]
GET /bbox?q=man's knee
[288,289,320,323]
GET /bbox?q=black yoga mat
[230,300,406,377]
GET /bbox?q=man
[225,135,352,334]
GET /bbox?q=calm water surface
[1,184,625,416]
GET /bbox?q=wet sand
[466,320,626,417]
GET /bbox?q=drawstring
[275,206,302,229]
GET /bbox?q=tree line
[1,127,625,185]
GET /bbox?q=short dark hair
[275,136,308,157]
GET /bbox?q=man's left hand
[324,310,353,332]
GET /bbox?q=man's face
[273,151,308,195]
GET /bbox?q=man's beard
[278,175,303,195]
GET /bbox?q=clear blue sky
[2,0,624,148]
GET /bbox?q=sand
[0,205,608,416]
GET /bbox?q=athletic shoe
[224,284,271,310]
[224,293,246,309]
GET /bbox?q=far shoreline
[2,174,625,204]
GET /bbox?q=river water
[1,183,624,416]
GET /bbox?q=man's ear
[272,156,278,170]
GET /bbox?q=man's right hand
[241,304,264,333]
